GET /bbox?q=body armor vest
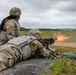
[6,36,36,60]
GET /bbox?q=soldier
[0,7,21,45]
[0,30,50,71]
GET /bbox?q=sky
[0,0,76,29]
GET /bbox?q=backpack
[7,36,37,60]
[0,16,15,31]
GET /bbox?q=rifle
[38,38,76,59]
[38,37,58,56]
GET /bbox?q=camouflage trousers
[0,31,9,46]
[0,45,22,71]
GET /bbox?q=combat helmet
[28,29,42,39]
[9,7,21,16]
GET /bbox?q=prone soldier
[0,29,50,71]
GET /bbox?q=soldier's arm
[5,21,18,40]
[30,40,50,58]
[37,41,50,58]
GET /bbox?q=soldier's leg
[0,45,21,71]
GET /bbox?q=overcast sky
[0,0,76,29]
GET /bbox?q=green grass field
[20,30,76,42]
[20,30,76,75]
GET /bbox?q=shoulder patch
[6,25,11,29]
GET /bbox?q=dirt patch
[53,42,76,48]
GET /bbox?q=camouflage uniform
[0,19,20,46]
[0,36,50,71]
[0,7,21,46]
[4,19,20,39]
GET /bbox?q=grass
[50,58,63,75]
[50,46,76,75]
[20,30,76,42]
[51,58,76,75]
[20,31,29,36]
[50,46,76,54]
